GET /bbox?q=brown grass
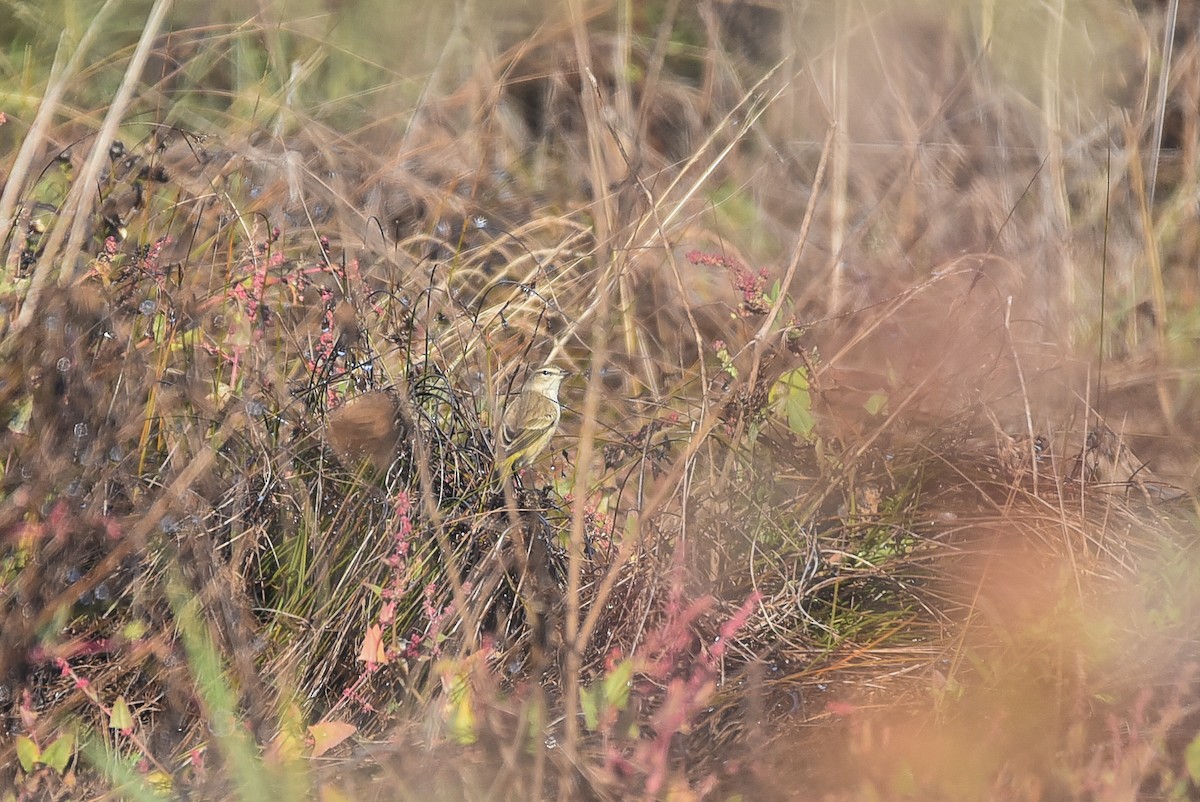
[2,1,1200,799]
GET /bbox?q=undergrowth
[2,1,1200,800]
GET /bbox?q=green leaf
[152,311,168,343]
[602,659,634,712]
[15,735,39,773]
[122,620,147,640]
[524,694,548,751]
[7,396,32,435]
[864,393,888,416]
[109,695,134,731]
[579,684,600,732]
[581,660,635,733]
[1185,731,1200,784]
[40,731,74,773]
[146,770,174,793]
[770,369,815,438]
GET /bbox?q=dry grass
[2,1,1200,799]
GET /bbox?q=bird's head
[525,365,569,398]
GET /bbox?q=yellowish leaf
[319,785,353,802]
[357,624,388,665]
[308,721,357,757]
[146,770,173,793]
[109,695,134,731]
[40,731,74,773]
[15,735,39,773]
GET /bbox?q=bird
[495,365,569,476]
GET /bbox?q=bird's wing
[501,397,558,451]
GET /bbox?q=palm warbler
[496,365,568,474]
